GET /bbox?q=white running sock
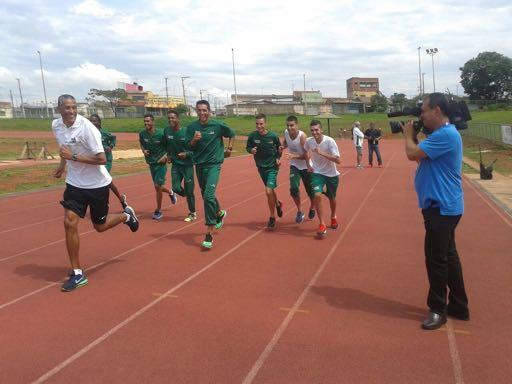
[73,268,83,276]
[124,213,130,222]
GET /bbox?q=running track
[0,140,511,384]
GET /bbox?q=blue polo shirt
[415,123,464,215]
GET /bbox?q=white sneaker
[184,212,197,222]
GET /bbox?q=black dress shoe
[421,312,447,330]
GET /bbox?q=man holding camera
[364,122,383,167]
[403,92,469,330]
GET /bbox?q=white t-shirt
[353,126,364,147]
[52,114,112,189]
[304,135,340,177]
[284,129,311,170]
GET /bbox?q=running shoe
[202,233,213,249]
[330,217,339,229]
[152,210,163,220]
[267,217,276,229]
[169,191,178,205]
[215,210,227,230]
[61,272,88,292]
[123,206,139,232]
[295,211,305,224]
[369,163,373,168]
[308,209,316,220]
[121,194,128,209]
[317,224,327,236]
[184,212,197,222]
[276,201,283,218]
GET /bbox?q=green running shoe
[215,210,227,230]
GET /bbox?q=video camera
[388,99,472,134]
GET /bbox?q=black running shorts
[60,183,110,224]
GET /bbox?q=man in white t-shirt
[352,121,364,169]
[52,95,139,292]
[282,115,315,223]
[304,120,341,236]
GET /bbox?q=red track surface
[1,140,511,384]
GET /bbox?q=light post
[426,48,438,92]
[422,72,426,97]
[180,76,190,115]
[16,78,26,118]
[164,77,169,110]
[37,50,50,118]
[417,46,422,96]
[231,48,239,116]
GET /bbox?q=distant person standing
[53,95,139,292]
[283,115,315,223]
[364,122,383,167]
[304,120,341,236]
[89,114,127,208]
[139,113,177,220]
[246,113,283,229]
[352,121,364,169]
[162,109,196,222]
[186,100,235,249]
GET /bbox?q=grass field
[1,110,512,137]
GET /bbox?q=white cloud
[1,0,511,102]
[71,0,116,18]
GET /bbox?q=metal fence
[462,122,512,146]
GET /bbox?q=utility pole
[164,77,169,110]
[231,48,239,116]
[180,76,190,115]
[200,89,207,100]
[303,73,307,115]
[16,78,26,118]
[9,90,16,118]
[417,46,422,96]
[37,50,50,118]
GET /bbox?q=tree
[88,88,128,117]
[174,104,188,115]
[389,93,408,110]
[460,52,512,100]
[370,93,389,113]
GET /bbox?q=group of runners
[52,95,341,291]
[137,102,341,243]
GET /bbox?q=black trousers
[422,207,469,316]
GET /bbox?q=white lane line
[446,320,465,384]
[242,155,395,384]
[31,202,297,384]
[0,178,253,262]
[0,182,283,310]
[463,177,512,227]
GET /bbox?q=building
[0,102,13,119]
[117,82,186,116]
[346,77,379,102]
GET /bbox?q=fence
[462,122,512,146]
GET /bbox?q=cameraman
[403,92,469,331]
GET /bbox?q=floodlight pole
[303,73,307,115]
[426,48,438,92]
[232,48,239,116]
[417,46,422,96]
[180,76,190,115]
[16,78,26,118]
[165,77,169,110]
[37,50,50,118]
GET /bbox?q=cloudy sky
[1,0,511,107]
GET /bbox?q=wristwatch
[71,153,78,161]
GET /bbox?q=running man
[89,114,127,208]
[162,109,196,222]
[304,120,341,237]
[52,95,139,292]
[186,100,235,249]
[282,115,315,223]
[246,113,283,229]
[139,113,177,220]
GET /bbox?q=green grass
[1,110,512,137]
